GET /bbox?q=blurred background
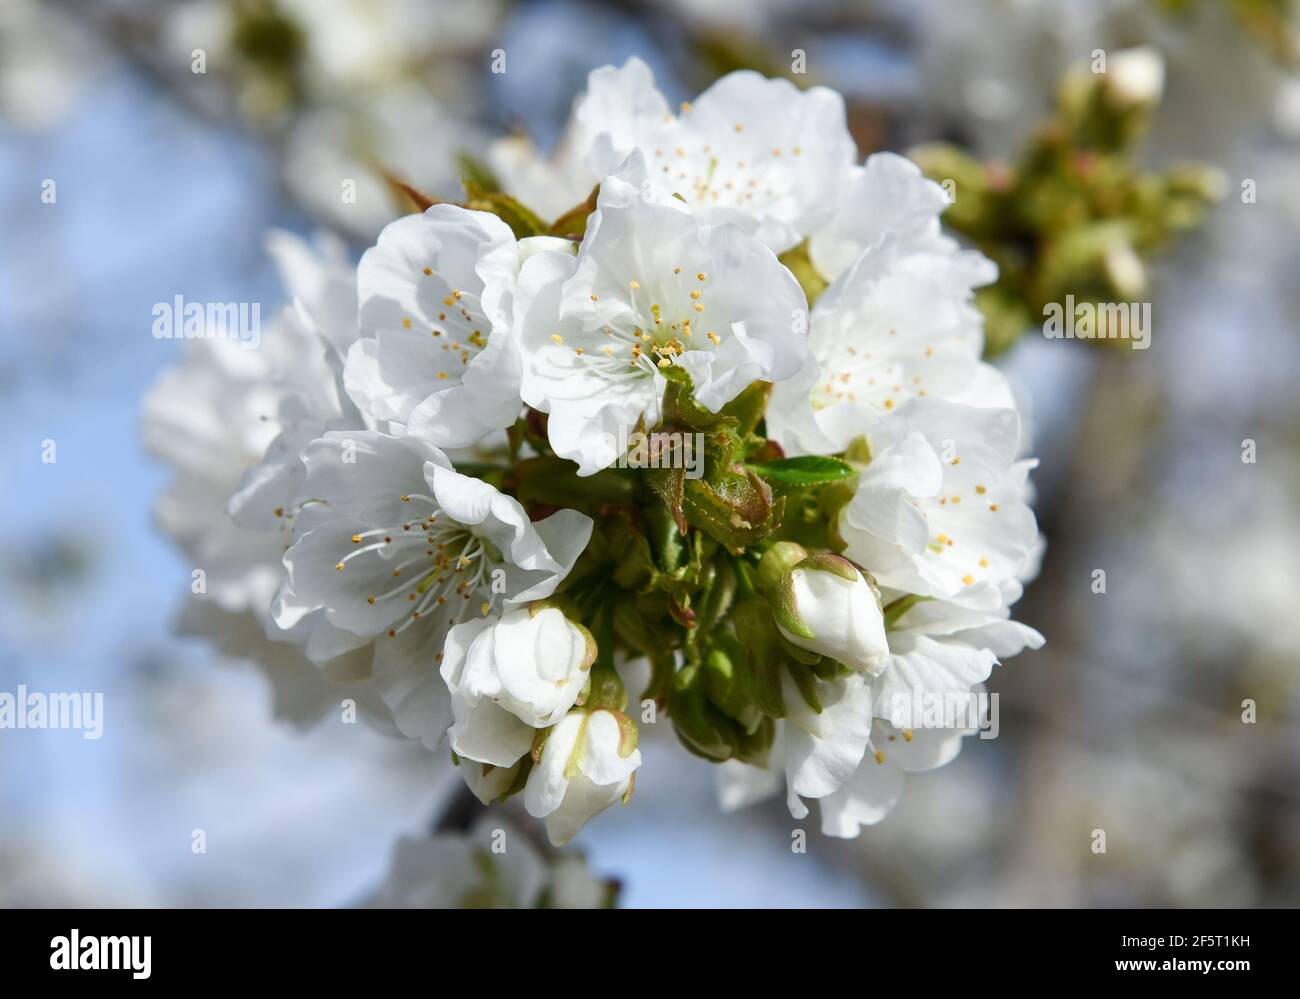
[3,0,1299,907]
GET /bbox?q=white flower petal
[348,205,523,447]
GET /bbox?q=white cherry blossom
[345,205,564,449]
[142,231,373,724]
[839,398,1038,610]
[576,58,857,252]
[517,154,808,475]
[367,815,611,909]
[717,577,1041,830]
[874,582,1043,728]
[767,233,1008,456]
[808,152,961,283]
[271,430,592,748]
[816,719,972,838]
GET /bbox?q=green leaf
[465,191,547,240]
[548,186,599,237]
[749,455,856,485]
[456,152,501,196]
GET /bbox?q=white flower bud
[772,553,890,676]
[1108,46,1165,108]
[441,607,596,770]
[525,709,641,846]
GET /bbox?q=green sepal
[729,599,787,719]
[501,756,533,800]
[808,656,852,681]
[784,660,823,714]
[883,592,930,629]
[669,665,744,762]
[754,541,809,594]
[735,715,776,765]
[661,367,733,431]
[639,647,677,708]
[769,569,814,639]
[796,551,861,583]
[693,555,737,635]
[777,240,828,306]
[682,467,779,554]
[718,380,772,437]
[703,633,762,729]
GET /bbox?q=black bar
[0,909,1283,985]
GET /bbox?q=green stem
[733,558,759,599]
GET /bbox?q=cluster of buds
[911,46,1225,355]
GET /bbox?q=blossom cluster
[146,59,1043,847]
[368,818,615,909]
